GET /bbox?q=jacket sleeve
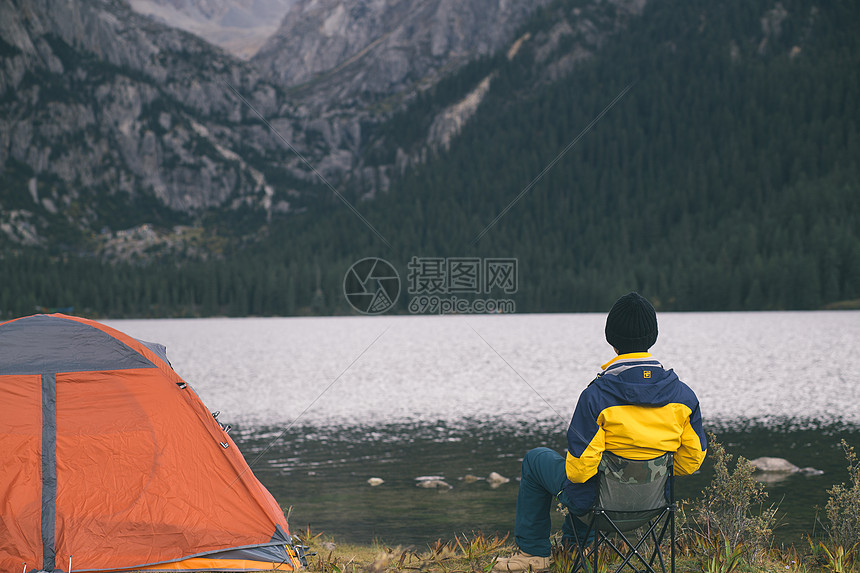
[674,403,707,476]
[565,391,605,483]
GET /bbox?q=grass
[299,532,860,573]
[295,527,508,573]
[295,529,856,573]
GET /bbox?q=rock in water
[750,457,823,483]
[799,467,824,476]
[367,477,385,486]
[416,479,452,489]
[487,471,511,488]
[749,457,801,473]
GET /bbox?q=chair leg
[670,507,675,573]
[644,510,673,573]
[601,510,672,573]
[647,513,671,573]
[569,514,597,573]
[610,527,655,572]
[569,509,675,573]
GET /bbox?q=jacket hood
[594,366,681,407]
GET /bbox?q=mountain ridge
[252,0,552,110]
[1,0,573,255]
[1,0,858,316]
[1,0,345,252]
[127,0,296,59]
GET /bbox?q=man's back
[495,292,707,571]
[564,352,707,509]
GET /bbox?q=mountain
[127,0,296,59]
[1,0,858,317]
[0,0,353,255]
[351,0,860,312]
[0,0,557,257]
[252,0,552,109]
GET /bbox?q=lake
[106,312,860,547]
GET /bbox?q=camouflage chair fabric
[576,451,673,532]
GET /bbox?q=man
[495,292,707,571]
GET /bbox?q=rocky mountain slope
[0,0,341,252]
[128,0,295,58]
[252,0,551,109]
[0,0,648,258]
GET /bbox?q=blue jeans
[514,447,593,557]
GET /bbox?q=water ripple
[106,312,860,430]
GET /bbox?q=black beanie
[605,292,658,353]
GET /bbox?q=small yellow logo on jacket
[643,370,651,378]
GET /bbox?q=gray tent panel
[0,315,156,375]
[41,373,57,573]
[136,338,172,368]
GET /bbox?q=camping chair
[569,451,674,573]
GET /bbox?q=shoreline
[293,529,850,573]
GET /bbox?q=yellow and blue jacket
[562,353,707,508]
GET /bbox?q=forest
[1,0,858,318]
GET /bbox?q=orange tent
[0,314,305,572]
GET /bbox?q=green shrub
[823,440,860,565]
[689,433,779,564]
